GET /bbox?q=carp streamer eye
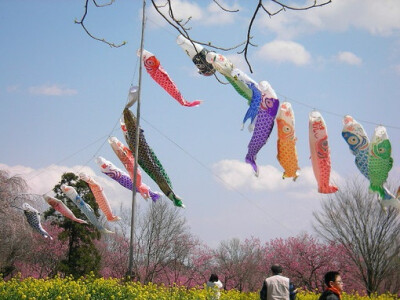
[283,126,291,133]
[348,136,359,145]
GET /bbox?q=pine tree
[44,172,101,278]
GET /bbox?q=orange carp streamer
[276,102,300,180]
[79,173,120,222]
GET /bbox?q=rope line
[140,116,295,233]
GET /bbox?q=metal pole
[127,0,146,279]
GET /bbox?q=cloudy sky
[1,0,400,247]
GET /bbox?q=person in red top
[318,271,344,300]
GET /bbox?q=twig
[212,0,239,13]
[93,0,114,7]
[76,0,126,48]
[271,0,332,11]
[238,1,263,73]
[214,73,230,85]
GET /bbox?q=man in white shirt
[260,264,297,300]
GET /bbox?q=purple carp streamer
[245,81,280,176]
[22,202,52,240]
[97,156,133,190]
[96,156,159,202]
[123,107,185,208]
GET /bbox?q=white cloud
[212,159,344,195]
[257,0,400,38]
[225,54,249,72]
[394,64,400,75]
[212,159,310,191]
[205,1,241,26]
[147,0,242,28]
[336,51,362,66]
[29,84,77,96]
[6,85,20,93]
[255,40,311,66]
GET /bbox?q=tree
[108,200,196,284]
[170,243,215,288]
[44,172,102,278]
[98,205,130,278]
[97,200,202,284]
[214,237,264,291]
[0,170,31,278]
[14,224,68,278]
[76,0,331,72]
[264,234,358,292]
[313,178,400,295]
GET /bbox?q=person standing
[318,271,343,300]
[206,273,223,300]
[260,264,297,300]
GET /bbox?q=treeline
[0,171,399,297]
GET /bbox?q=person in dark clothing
[260,264,297,300]
[318,271,343,300]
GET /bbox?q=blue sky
[1,0,400,247]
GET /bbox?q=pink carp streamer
[108,136,161,202]
[44,195,87,224]
[140,49,201,107]
[309,111,338,194]
[79,173,120,222]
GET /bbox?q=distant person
[260,264,297,300]
[318,271,343,300]
[206,273,223,300]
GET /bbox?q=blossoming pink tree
[263,233,362,292]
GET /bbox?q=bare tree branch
[260,3,284,17]
[75,0,126,48]
[213,0,239,13]
[92,0,114,8]
[150,1,245,52]
[78,0,332,71]
[238,0,331,72]
[272,0,332,11]
[238,1,262,73]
